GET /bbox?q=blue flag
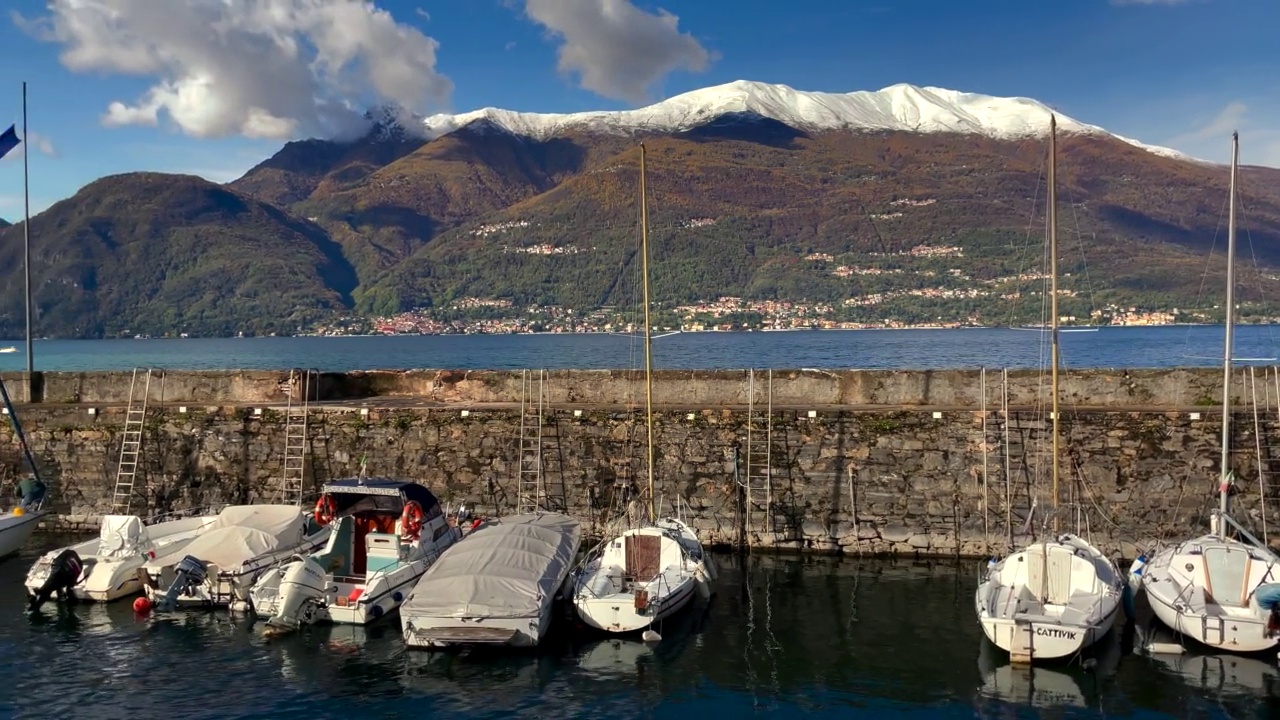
[0,124,18,160]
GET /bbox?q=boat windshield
[1203,546,1251,607]
[336,494,402,518]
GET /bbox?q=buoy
[12,507,24,517]
[642,629,662,643]
[133,596,152,614]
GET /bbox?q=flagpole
[22,81,32,384]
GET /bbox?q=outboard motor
[157,555,208,612]
[265,557,328,634]
[28,549,83,611]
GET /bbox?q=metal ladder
[517,370,548,514]
[278,368,313,506]
[744,368,773,534]
[111,368,153,514]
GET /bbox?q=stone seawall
[2,368,1278,560]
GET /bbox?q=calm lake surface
[2,543,1278,719]
[3,325,1280,372]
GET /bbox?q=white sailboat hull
[974,534,1124,662]
[572,519,713,634]
[1140,535,1279,654]
[0,510,42,559]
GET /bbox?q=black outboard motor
[157,555,208,612]
[28,549,84,612]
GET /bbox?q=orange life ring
[400,501,425,540]
[314,494,337,527]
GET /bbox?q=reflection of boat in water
[575,637,655,675]
[975,627,1122,708]
[1148,651,1280,697]
[1138,622,1280,697]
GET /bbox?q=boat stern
[980,616,1091,662]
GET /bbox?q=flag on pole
[0,124,18,160]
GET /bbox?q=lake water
[3,325,1280,372]
[2,543,1277,719]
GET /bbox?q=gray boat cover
[403,513,581,620]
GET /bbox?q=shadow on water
[7,543,1280,718]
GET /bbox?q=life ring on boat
[400,501,425,540]
[314,493,337,527]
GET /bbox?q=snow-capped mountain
[419,80,1187,161]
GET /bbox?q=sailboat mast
[639,144,656,521]
[1219,131,1239,522]
[22,81,33,379]
[1049,115,1060,535]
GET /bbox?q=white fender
[694,561,713,600]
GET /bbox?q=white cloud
[1165,101,1280,168]
[0,129,57,162]
[14,0,453,141]
[521,0,715,104]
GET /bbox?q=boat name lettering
[1033,626,1077,640]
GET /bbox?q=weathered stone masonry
[3,367,1279,560]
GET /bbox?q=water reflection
[975,629,1123,709]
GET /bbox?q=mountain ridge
[410,80,1192,163]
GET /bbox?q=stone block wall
[3,395,1276,561]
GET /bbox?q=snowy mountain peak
[416,81,1186,161]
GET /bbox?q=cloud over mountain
[521,0,715,104]
[14,0,453,140]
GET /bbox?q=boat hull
[256,556,438,627]
[575,575,697,633]
[0,510,42,559]
[1140,539,1279,654]
[24,513,220,602]
[977,603,1119,661]
[974,534,1124,662]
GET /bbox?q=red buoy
[133,596,152,614]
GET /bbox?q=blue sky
[0,0,1277,221]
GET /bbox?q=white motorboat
[24,509,224,601]
[0,346,16,354]
[0,507,43,559]
[143,504,327,611]
[401,512,581,649]
[973,117,1125,663]
[572,518,714,635]
[1137,134,1280,655]
[251,478,465,630]
[571,145,714,637]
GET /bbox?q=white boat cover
[153,526,281,570]
[147,505,307,571]
[98,515,148,558]
[209,505,305,537]
[404,513,581,620]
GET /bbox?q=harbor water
[2,541,1278,718]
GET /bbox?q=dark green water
[2,545,1278,719]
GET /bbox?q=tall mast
[1049,114,1060,535]
[22,81,33,382]
[639,144,656,522]
[1219,131,1239,525]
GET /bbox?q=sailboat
[1136,133,1280,654]
[973,116,1126,663]
[570,144,716,637]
